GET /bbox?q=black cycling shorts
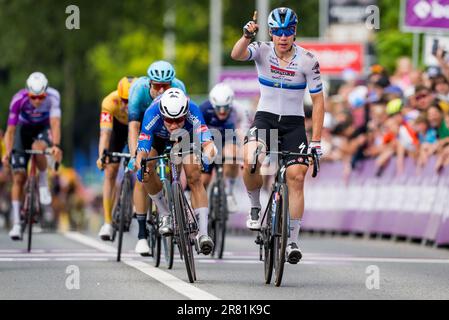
[108,119,128,163]
[244,111,309,168]
[11,124,52,171]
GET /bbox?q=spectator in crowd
[427,104,449,172]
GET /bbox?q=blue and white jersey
[246,41,323,117]
[128,76,187,122]
[199,100,237,136]
[137,96,212,153]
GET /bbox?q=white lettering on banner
[433,184,448,216]
[309,50,359,69]
[361,185,376,211]
[413,0,449,20]
[417,186,437,214]
[347,185,359,210]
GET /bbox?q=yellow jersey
[100,91,128,130]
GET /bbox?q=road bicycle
[252,146,320,287]
[141,144,200,282]
[101,150,133,262]
[13,148,58,252]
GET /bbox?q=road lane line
[63,232,221,300]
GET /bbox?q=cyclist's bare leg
[183,154,209,236]
[133,181,149,215]
[243,140,264,208]
[223,143,239,182]
[32,140,48,171]
[102,163,119,224]
[10,171,26,225]
[201,172,212,189]
[286,164,308,244]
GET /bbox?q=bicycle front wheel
[274,183,289,287]
[216,180,228,259]
[117,174,132,262]
[163,235,174,269]
[27,179,38,253]
[173,182,195,283]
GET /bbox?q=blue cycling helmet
[267,7,298,28]
[147,60,176,83]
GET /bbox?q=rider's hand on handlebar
[308,141,322,159]
[127,157,137,172]
[96,157,105,170]
[51,145,63,164]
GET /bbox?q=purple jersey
[7,88,61,126]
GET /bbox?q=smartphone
[432,39,439,56]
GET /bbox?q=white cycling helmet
[209,83,234,111]
[159,88,189,119]
[26,72,48,95]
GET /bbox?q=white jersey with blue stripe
[247,41,323,117]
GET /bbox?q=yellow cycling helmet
[117,76,136,100]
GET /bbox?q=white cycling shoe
[286,242,303,264]
[98,223,114,241]
[246,207,261,231]
[39,186,52,205]
[9,224,22,241]
[135,239,150,256]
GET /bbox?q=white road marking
[63,232,221,300]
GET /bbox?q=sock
[11,201,20,225]
[103,198,113,224]
[149,190,169,217]
[39,170,48,187]
[225,178,236,195]
[195,207,209,236]
[288,219,301,245]
[136,214,147,240]
[247,188,261,209]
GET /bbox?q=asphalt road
[1,226,449,300]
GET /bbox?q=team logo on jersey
[139,133,151,141]
[270,65,295,77]
[312,62,320,75]
[101,112,112,123]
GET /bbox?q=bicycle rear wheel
[274,184,289,287]
[117,174,132,262]
[153,211,162,267]
[173,182,195,283]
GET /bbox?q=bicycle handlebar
[12,149,60,172]
[250,147,320,178]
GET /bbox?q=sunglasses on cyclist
[215,105,231,114]
[151,82,171,91]
[28,93,47,101]
[163,116,186,125]
[270,26,296,37]
[121,98,128,104]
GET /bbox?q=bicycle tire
[27,179,37,253]
[217,179,228,259]
[163,235,175,269]
[208,182,219,257]
[274,183,289,287]
[117,174,132,262]
[173,182,195,283]
[264,194,275,284]
[153,211,161,267]
[161,179,174,269]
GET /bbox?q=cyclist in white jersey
[231,7,324,264]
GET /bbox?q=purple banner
[403,0,449,31]
[218,69,260,98]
